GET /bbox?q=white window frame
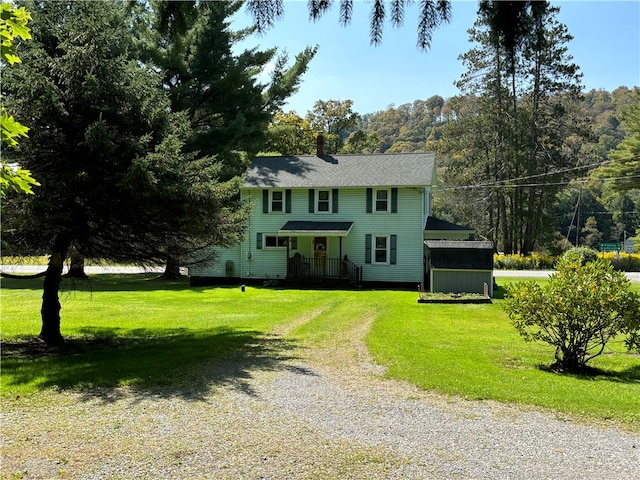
[264,235,288,249]
[373,235,390,264]
[316,189,332,214]
[374,188,390,213]
[270,190,284,213]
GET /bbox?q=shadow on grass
[492,284,508,300]
[536,360,640,384]
[0,274,219,293]
[1,326,311,402]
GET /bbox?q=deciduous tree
[306,99,359,153]
[592,88,640,193]
[0,3,39,198]
[264,110,316,155]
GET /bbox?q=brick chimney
[316,134,325,157]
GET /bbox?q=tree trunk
[39,248,67,346]
[498,192,510,254]
[65,253,87,278]
[161,244,183,280]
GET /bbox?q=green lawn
[1,274,639,429]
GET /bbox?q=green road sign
[600,243,622,252]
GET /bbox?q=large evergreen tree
[2,0,176,344]
[438,1,584,253]
[140,0,316,276]
[2,0,318,344]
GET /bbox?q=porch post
[339,237,343,277]
[286,237,290,276]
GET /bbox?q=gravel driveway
[2,315,639,479]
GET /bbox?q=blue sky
[233,0,640,115]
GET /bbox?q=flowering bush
[503,256,640,372]
[494,251,640,272]
[493,252,556,270]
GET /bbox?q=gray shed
[424,240,495,297]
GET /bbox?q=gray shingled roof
[425,241,495,250]
[425,216,474,232]
[244,152,436,189]
[280,221,354,235]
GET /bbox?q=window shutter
[332,189,339,213]
[285,189,292,213]
[262,190,269,213]
[257,233,263,249]
[308,189,315,213]
[290,237,297,249]
[391,188,398,213]
[366,188,373,213]
[390,235,397,264]
[365,234,372,264]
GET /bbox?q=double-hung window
[374,235,389,264]
[375,189,389,213]
[316,189,331,213]
[365,234,397,265]
[263,189,291,214]
[309,188,338,213]
[366,188,397,213]
[270,190,284,213]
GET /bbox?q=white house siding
[188,245,242,278]
[353,187,425,284]
[190,186,430,284]
[244,186,427,284]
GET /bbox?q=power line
[439,173,640,191]
[437,154,639,191]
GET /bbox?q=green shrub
[503,256,640,372]
[561,246,599,265]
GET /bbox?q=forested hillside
[269,85,638,254]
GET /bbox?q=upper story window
[366,187,397,213]
[309,188,338,214]
[270,190,284,212]
[316,189,331,213]
[375,189,389,213]
[262,189,291,214]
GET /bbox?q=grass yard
[1,274,639,429]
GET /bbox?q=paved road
[495,269,640,282]
[2,265,638,282]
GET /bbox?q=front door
[313,237,327,276]
[314,236,327,255]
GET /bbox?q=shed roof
[244,152,436,189]
[425,216,474,232]
[425,240,495,250]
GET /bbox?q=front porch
[287,254,362,286]
[279,220,361,286]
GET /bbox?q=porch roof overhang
[279,221,354,237]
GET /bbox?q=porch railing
[287,254,362,286]
[342,256,362,286]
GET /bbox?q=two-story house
[189,139,437,287]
